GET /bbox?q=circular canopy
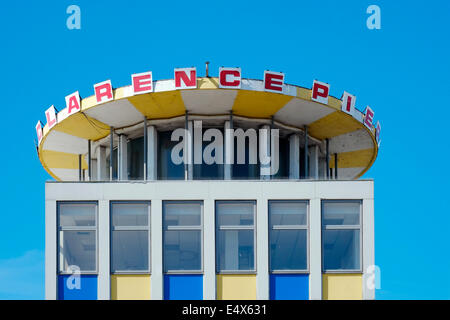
[38,77,378,181]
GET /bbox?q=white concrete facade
[45,179,375,300]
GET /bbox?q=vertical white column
[224,121,233,180]
[184,121,193,180]
[96,146,108,181]
[289,134,300,179]
[118,135,128,180]
[203,199,216,300]
[98,200,110,300]
[309,145,319,180]
[259,125,271,180]
[151,199,163,300]
[309,197,322,300]
[362,198,375,300]
[45,200,57,300]
[256,199,269,300]
[147,126,158,180]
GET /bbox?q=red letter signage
[364,106,374,129]
[219,67,241,89]
[341,91,356,115]
[264,71,284,93]
[36,121,43,144]
[45,105,58,129]
[94,80,113,103]
[65,91,81,116]
[174,67,197,89]
[132,71,153,95]
[311,80,330,104]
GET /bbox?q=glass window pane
[164,230,201,271]
[111,230,148,272]
[158,131,184,180]
[217,230,254,271]
[164,202,201,227]
[270,201,307,226]
[270,230,307,271]
[111,203,149,227]
[59,230,96,272]
[323,229,360,270]
[217,202,254,226]
[59,203,96,227]
[127,137,144,180]
[323,202,360,226]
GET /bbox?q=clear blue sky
[0,0,449,299]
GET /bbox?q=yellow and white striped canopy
[38,77,378,181]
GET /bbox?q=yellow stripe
[53,112,110,140]
[197,77,219,89]
[128,91,186,119]
[111,275,151,300]
[232,90,293,118]
[329,149,374,169]
[41,150,88,169]
[216,275,256,300]
[322,274,363,300]
[308,111,363,140]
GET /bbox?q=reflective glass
[59,230,96,272]
[59,203,96,227]
[111,202,149,227]
[111,230,149,272]
[164,230,201,271]
[217,229,254,271]
[323,229,360,270]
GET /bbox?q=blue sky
[0,0,449,299]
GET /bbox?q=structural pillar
[118,135,128,180]
[224,120,233,180]
[96,146,108,181]
[147,125,158,180]
[309,145,319,179]
[260,124,271,180]
[289,134,300,179]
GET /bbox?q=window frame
[269,199,310,274]
[57,201,98,275]
[162,200,204,274]
[321,199,363,273]
[215,200,257,274]
[110,200,151,274]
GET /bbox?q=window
[127,137,145,180]
[163,201,203,272]
[111,201,150,273]
[58,202,97,273]
[158,131,185,180]
[216,201,256,272]
[269,200,308,271]
[322,200,361,271]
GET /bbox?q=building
[37,66,380,300]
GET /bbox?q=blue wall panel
[58,275,97,300]
[164,274,203,300]
[270,274,309,300]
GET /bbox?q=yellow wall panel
[128,91,186,119]
[308,111,364,140]
[111,275,151,300]
[216,275,256,300]
[322,274,362,300]
[53,112,110,140]
[232,90,293,118]
[329,149,375,169]
[197,77,219,89]
[40,150,88,170]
